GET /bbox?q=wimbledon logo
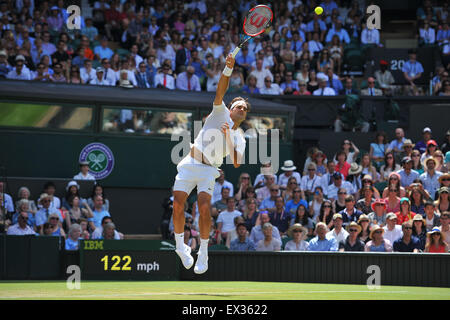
[79,143,114,179]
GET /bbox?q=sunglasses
[50,217,59,220]
[242,177,250,179]
[290,182,297,184]
[373,230,383,234]
[403,227,412,230]
[442,178,450,182]
[42,199,51,203]
[294,190,301,193]
[308,168,316,171]
[271,189,279,192]
[293,230,302,233]
[338,192,346,194]
[323,205,332,208]
[349,229,358,232]
[19,216,28,220]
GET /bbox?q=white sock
[199,238,209,254]
[175,232,184,250]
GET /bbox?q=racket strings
[243,7,272,36]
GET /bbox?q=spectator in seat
[47,213,66,237]
[135,62,154,88]
[374,60,396,95]
[415,127,433,154]
[393,221,421,252]
[368,198,388,226]
[420,157,443,200]
[420,140,439,163]
[293,80,311,95]
[269,196,290,236]
[0,49,12,78]
[0,182,13,216]
[280,71,299,95]
[212,169,234,203]
[176,65,201,91]
[325,19,350,44]
[419,21,436,45]
[334,150,351,180]
[92,216,122,239]
[256,222,282,251]
[361,23,380,46]
[425,227,449,253]
[317,199,335,230]
[90,67,110,86]
[292,203,315,238]
[439,211,450,244]
[7,55,32,80]
[278,160,301,189]
[250,211,281,245]
[65,224,82,250]
[383,212,403,244]
[184,224,198,251]
[313,74,336,96]
[361,77,382,96]
[412,214,427,250]
[89,195,110,230]
[395,197,416,225]
[73,161,96,181]
[101,222,117,240]
[80,59,96,84]
[301,163,322,199]
[7,212,35,236]
[155,62,175,89]
[260,76,282,95]
[402,49,424,90]
[398,156,420,188]
[16,187,38,214]
[230,222,256,251]
[327,173,354,201]
[365,225,393,252]
[339,77,359,95]
[249,59,273,89]
[216,197,242,242]
[386,128,407,162]
[284,223,309,251]
[35,193,63,235]
[380,152,401,182]
[259,185,281,214]
[339,195,363,227]
[242,74,260,94]
[339,221,365,251]
[65,195,94,230]
[308,222,338,251]
[327,213,349,244]
[424,200,441,231]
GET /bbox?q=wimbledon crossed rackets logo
[79,143,114,179]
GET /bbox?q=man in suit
[339,77,359,95]
[176,37,193,73]
[135,61,154,88]
[154,62,175,89]
[361,77,383,96]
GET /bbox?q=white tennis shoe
[175,244,194,270]
[194,250,208,274]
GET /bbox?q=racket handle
[231,46,241,58]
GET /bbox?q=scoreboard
[79,240,180,280]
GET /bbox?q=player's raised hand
[226,53,235,69]
[220,122,230,135]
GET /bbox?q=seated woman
[364,225,393,252]
[65,195,94,230]
[380,152,401,182]
[284,224,309,251]
[65,224,82,251]
[242,74,260,94]
[46,213,66,238]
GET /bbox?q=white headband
[230,100,247,110]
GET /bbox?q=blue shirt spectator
[308,234,338,251]
[326,24,350,44]
[176,69,201,91]
[65,237,80,250]
[90,209,111,228]
[397,168,420,187]
[393,235,421,252]
[320,0,338,16]
[94,45,114,60]
[230,237,256,251]
[285,199,309,218]
[306,18,327,32]
[35,207,63,227]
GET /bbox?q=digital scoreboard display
[79,240,179,280]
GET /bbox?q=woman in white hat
[62,181,84,210]
[424,227,448,253]
[284,224,309,251]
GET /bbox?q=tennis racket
[231,4,274,58]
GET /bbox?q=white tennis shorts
[173,155,220,196]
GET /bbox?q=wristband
[222,66,233,77]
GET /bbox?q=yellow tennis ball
[315,6,324,15]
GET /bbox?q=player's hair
[228,96,251,112]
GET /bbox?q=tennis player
[172,53,250,274]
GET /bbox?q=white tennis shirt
[193,101,246,168]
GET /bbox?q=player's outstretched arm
[213,53,235,106]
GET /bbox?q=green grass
[0,281,449,300]
[0,103,52,127]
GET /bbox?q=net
[243,5,273,36]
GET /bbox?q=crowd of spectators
[162,125,450,253]
[2,0,448,97]
[0,161,123,250]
